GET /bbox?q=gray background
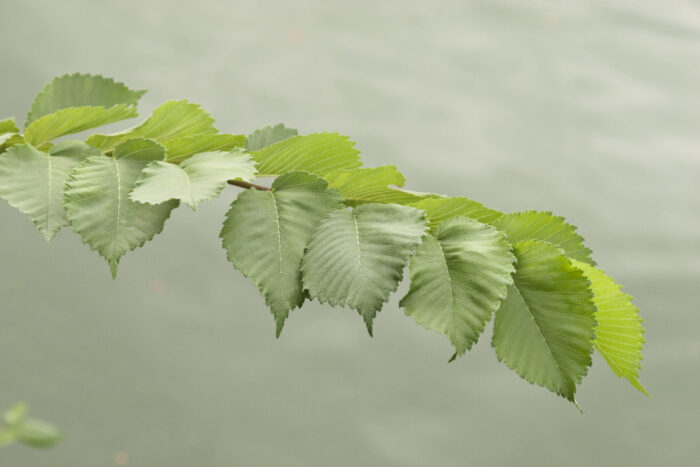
[1,0,698,465]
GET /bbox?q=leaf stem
[227,179,271,191]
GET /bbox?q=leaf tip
[109,261,119,279]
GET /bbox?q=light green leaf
[323,165,427,206]
[0,142,100,241]
[131,149,257,210]
[245,123,298,151]
[0,119,23,154]
[13,419,60,448]
[400,217,515,357]
[113,137,166,161]
[0,117,19,134]
[412,197,503,231]
[26,73,145,126]
[4,402,27,426]
[24,105,139,147]
[64,139,177,278]
[164,134,245,164]
[253,133,362,177]
[302,203,427,334]
[86,100,217,151]
[0,134,23,154]
[571,260,648,396]
[492,240,596,403]
[491,210,595,265]
[221,172,344,335]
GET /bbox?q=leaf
[253,133,362,176]
[400,217,516,357]
[164,134,245,164]
[4,402,27,426]
[131,149,257,210]
[244,123,298,151]
[302,203,427,334]
[86,100,217,151]
[13,419,60,448]
[491,211,595,265]
[491,240,597,403]
[113,137,167,161]
[412,197,503,231]
[0,134,23,155]
[24,105,139,148]
[0,117,19,134]
[1,119,23,153]
[221,172,344,335]
[570,260,648,396]
[322,165,427,206]
[0,142,101,241]
[25,72,146,126]
[63,138,178,278]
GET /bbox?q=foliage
[0,403,60,449]
[0,73,648,408]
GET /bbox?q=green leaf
[322,165,427,206]
[0,142,100,241]
[400,217,516,357]
[164,134,245,164]
[492,240,597,403]
[244,123,298,151]
[86,100,217,151]
[221,172,344,335]
[253,133,362,177]
[25,72,145,126]
[302,203,427,334]
[412,197,503,231]
[570,260,648,396]
[131,149,257,210]
[24,105,139,147]
[491,211,595,265]
[4,402,27,426]
[0,117,19,134]
[112,137,168,161]
[13,419,60,448]
[0,134,23,155]
[64,138,177,278]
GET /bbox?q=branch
[227,179,271,191]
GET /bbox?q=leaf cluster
[0,74,648,407]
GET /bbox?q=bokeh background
[1,0,699,465]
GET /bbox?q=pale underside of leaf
[412,197,503,231]
[400,216,516,357]
[26,72,146,126]
[302,203,427,334]
[323,165,427,206]
[86,100,217,151]
[131,150,257,209]
[492,240,597,403]
[24,105,139,148]
[244,123,298,152]
[571,260,648,396]
[221,172,344,335]
[252,133,362,177]
[63,143,177,278]
[0,142,100,241]
[491,210,595,265]
[164,134,245,163]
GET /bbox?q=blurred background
[1,0,698,465]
